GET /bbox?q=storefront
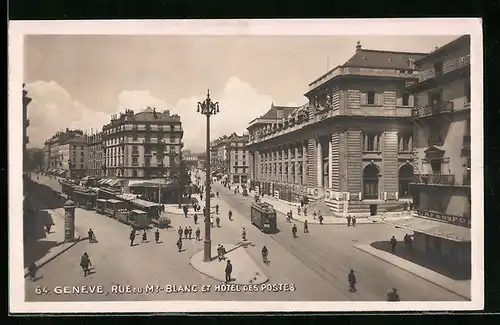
[383,211,471,273]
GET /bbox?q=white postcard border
[9,18,484,313]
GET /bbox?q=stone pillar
[63,199,76,242]
[295,145,300,184]
[398,136,403,152]
[328,138,333,189]
[287,146,292,183]
[409,136,413,151]
[302,142,308,185]
[316,140,322,187]
[364,134,368,151]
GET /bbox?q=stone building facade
[87,131,104,177]
[406,35,471,270]
[101,107,184,179]
[210,133,250,184]
[247,42,427,216]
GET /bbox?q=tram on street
[95,198,107,214]
[72,189,97,210]
[104,199,127,218]
[250,201,278,233]
[128,209,150,229]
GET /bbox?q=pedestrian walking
[155,229,160,243]
[45,222,52,234]
[194,213,198,224]
[184,226,189,239]
[216,216,220,228]
[28,262,38,281]
[200,193,203,201]
[304,206,307,216]
[352,215,356,227]
[217,244,224,261]
[178,226,183,238]
[292,224,298,238]
[387,288,400,301]
[195,227,201,241]
[313,211,317,220]
[216,191,219,198]
[225,260,232,283]
[142,230,147,243]
[210,216,214,228]
[228,210,233,221]
[297,206,301,216]
[318,214,324,225]
[390,236,397,253]
[241,227,247,241]
[129,230,135,246]
[304,220,309,233]
[215,204,219,215]
[80,252,92,277]
[176,237,183,252]
[348,269,357,292]
[88,228,95,243]
[188,226,193,239]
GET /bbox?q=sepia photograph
[9,19,483,313]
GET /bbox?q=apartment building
[87,131,104,177]
[406,35,471,270]
[210,133,250,184]
[43,129,88,178]
[101,107,184,179]
[247,42,426,215]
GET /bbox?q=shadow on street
[370,241,471,281]
[24,239,63,268]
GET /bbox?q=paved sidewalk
[24,208,82,277]
[190,243,268,285]
[355,244,471,300]
[258,195,375,225]
[164,194,220,216]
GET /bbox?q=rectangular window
[80,164,84,169]
[403,92,410,106]
[145,157,151,167]
[430,160,442,174]
[81,145,84,150]
[465,80,471,103]
[367,91,375,105]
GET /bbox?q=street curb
[24,236,82,278]
[189,245,269,286]
[354,244,471,300]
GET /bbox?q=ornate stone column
[63,199,76,242]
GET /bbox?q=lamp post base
[203,240,211,262]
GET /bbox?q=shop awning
[81,176,90,182]
[97,179,107,185]
[108,179,120,187]
[58,170,66,176]
[381,215,471,242]
[131,198,160,208]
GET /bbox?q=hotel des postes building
[210,133,250,185]
[247,41,426,216]
[403,35,471,271]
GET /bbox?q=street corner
[190,244,268,286]
[24,237,81,277]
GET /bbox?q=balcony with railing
[411,101,454,119]
[412,173,455,185]
[417,54,470,84]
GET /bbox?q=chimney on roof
[356,41,362,51]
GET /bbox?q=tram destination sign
[416,210,471,228]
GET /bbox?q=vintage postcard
[9,19,484,313]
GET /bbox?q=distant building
[247,42,427,215]
[406,35,471,270]
[43,129,88,178]
[210,133,250,184]
[87,131,104,177]
[182,149,202,169]
[101,107,184,179]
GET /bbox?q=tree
[168,153,192,208]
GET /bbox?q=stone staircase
[305,198,334,216]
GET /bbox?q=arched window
[363,164,379,199]
[398,164,414,198]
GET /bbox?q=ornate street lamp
[197,89,219,262]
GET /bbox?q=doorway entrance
[370,204,378,216]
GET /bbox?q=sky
[24,34,459,152]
